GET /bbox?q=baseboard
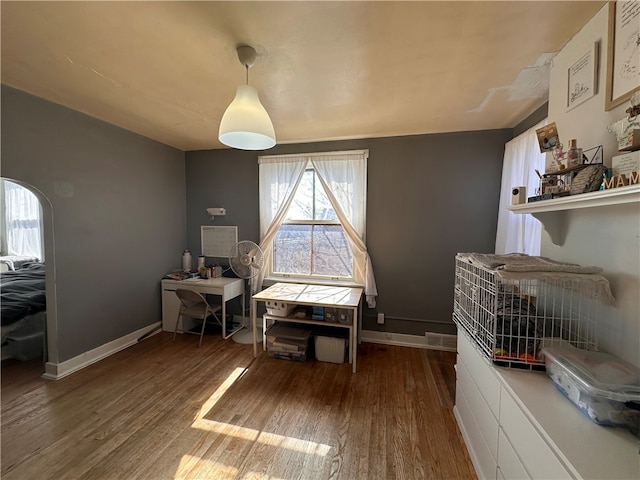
[42,322,161,380]
[361,330,456,351]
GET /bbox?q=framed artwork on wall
[567,42,598,110]
[605,0,640,111]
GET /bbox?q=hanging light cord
[245,65,249,85]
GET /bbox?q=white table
[161,277,245,339]
[251,282,364,373]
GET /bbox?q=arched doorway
[1,178,58,375]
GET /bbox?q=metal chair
[172,289,222,347]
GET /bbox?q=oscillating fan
[229,240,264,344]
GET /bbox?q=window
[1,180,43,260]
[257,150,378,307]
[495,120,546,255]
[273,168,353,279]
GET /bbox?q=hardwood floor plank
[2,332,476,479]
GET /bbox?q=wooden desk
[251,282,363,373]
[161,277,245,339]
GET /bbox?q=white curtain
[3,180,43,259]
[257,156,308,294]
[495,120,546,255]
[258,151,378,307]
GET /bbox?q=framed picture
[567,42,598,110]
[535,122,560,153]
[605,1,640,111]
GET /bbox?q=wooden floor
[1,332,476,480]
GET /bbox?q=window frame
[259,150,369,286]
[271,165,355,282]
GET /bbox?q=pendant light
[218,45,276,150]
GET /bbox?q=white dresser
[454,332,639,480]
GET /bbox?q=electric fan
[229,240,264,344]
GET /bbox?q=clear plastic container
[542,347,640,436]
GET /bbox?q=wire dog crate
[453,253,603,370]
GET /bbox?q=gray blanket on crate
[461,253,615,305]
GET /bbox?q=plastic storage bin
[265,300,295,317]
[6,331,44,361]
[314,336,346,364]
[542,347,640,436]
[266,323,311,362]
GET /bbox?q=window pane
[285,170,314,221]
[313,182,337,221]
[285,169,338,221]
[273,224,312,275]
[312,225,352,277]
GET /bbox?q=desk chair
[173,289,222,347]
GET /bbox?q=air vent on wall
[424,332,457,352]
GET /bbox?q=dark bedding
[1,263,46,327]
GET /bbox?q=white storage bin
[314,335,346,364]
[265,300,295,317]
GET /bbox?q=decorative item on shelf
[536,123,560,153]
[582,144,604,165]
[538,176,565,195]
[566,139,583,168]
[604,151,640,190]
[569,165,607,195]
[607,93,640,152]
[511,186,527,205]
[626,92,640,121]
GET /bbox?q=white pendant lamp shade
[219,85,276,150]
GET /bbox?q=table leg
[252,298,257,357]
[222,296,227,339]
[352,306,357,373]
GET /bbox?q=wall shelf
[508,184,640,245]
[508,184,640,214]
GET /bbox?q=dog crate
[453,253,610,370]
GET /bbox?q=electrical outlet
[377,313,384,324]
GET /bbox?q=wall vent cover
[424,332,457,352]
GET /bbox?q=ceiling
[1,1,605,151]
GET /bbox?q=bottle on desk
[182,249,192,271]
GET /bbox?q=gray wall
[1,85,187,363]
[186,130,511,335]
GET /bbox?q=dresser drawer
[497,428,529,480]
[457,358,499,461]
[456,375,498,480]
[457,332,501,418]
[500,388,572,479]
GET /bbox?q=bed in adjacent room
[1,261,46,361]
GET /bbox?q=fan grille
[229,241,264,279]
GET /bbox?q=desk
[251,282,363,373]
[161,277,245,339]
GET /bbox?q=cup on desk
[199,266,210,279]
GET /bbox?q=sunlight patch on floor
[193,366,248,422]
[193,418,332,456]
[189,365,331,460]
[174,454,238,479]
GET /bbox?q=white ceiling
[1,1,605,151]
